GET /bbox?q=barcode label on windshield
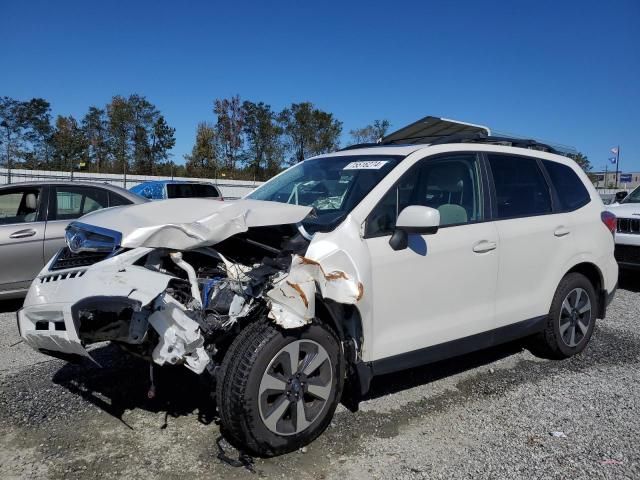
[343,160,388,170]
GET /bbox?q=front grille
[40,269,86,283]
[615,244,640,265]
[50,247,110,271]
[617,217,640,234]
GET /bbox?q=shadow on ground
[365,340,523,400]
[51,337,525,428]
[51,344,217,429]
[619,270,640,293]
[0,298,23,314]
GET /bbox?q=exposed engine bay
[20,221,364,379]
[107,225,313,375]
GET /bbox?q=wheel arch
[314,296,364,359]
[562,261,606,318]
[313,296,370,410]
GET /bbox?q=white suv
[608,185,640,269]
[18,118,618,456]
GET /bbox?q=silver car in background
[0,181,145,299]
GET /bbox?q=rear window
[166,183,220,198]
[53,186,109,220]
[109,192,131,207]
[543,160,590,211]
[488,154,552,219]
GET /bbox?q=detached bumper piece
[18,304,94,361]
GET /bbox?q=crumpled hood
[607,202,640,219]
[79,198,312,250]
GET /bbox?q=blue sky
[1,0,638,171]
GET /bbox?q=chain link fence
[0,167,262,199]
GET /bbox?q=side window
[488,154,551,219]
[542,160,590,211]
[366,154,483,236]
[0,189,41,225]
[53,187,109,220]
[109,192,131,207]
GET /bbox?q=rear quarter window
[542,160,591,211]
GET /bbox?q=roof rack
[341,116,576,156]
[381,116,491,145]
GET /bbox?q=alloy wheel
[258,339,333,436]
[559,287,592,347]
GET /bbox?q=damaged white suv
[18,117,618,456]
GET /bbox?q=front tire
[216,320,344,457]
[530,272,597,359]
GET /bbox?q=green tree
[107,95,134,176]
[0,97,52,169]
[184,122,219,177]
[242,101,283,179]
[279,102,342,163]
[105,94,175,176]
[51,115,88,173]
[149,116,176,174]
[213,95,244,171]
[349,119,390,144]
[569,152,592,173]
[82,107,110,173]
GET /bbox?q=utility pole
[614,145,621,189]
[1,121,10,185]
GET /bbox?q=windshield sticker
[343,160,388,170]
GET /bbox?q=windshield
[248,155,402,233]
[622,186,640,204]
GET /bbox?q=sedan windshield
[247,155,402,233]
[621,186,640,204]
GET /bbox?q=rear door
[488,153,574,328]
[43,185,110,262]
[0,186,46,293]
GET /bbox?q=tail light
[601,211,616,237]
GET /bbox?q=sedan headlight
[65,222,122,254]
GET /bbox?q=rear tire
[529,272,597,359]
[216,320,344,457]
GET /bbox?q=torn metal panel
[266,251,364,329]
[78,199,312,250]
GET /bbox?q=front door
[363,153,499,361]
[0,186,46,293]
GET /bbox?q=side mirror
[615,191,628,202]
[389,206,440,251]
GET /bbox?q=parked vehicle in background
[0,182,145,299]
[608,185,640,269]
[18,117,617,456]
[130,180,223,200]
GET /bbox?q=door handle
[9,229,37,239]
[473,240,497,253]
[554,227,571,237]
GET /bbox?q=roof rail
[339,142,380,151]
[428,132,564,155]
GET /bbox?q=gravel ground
[1,274,639,479]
